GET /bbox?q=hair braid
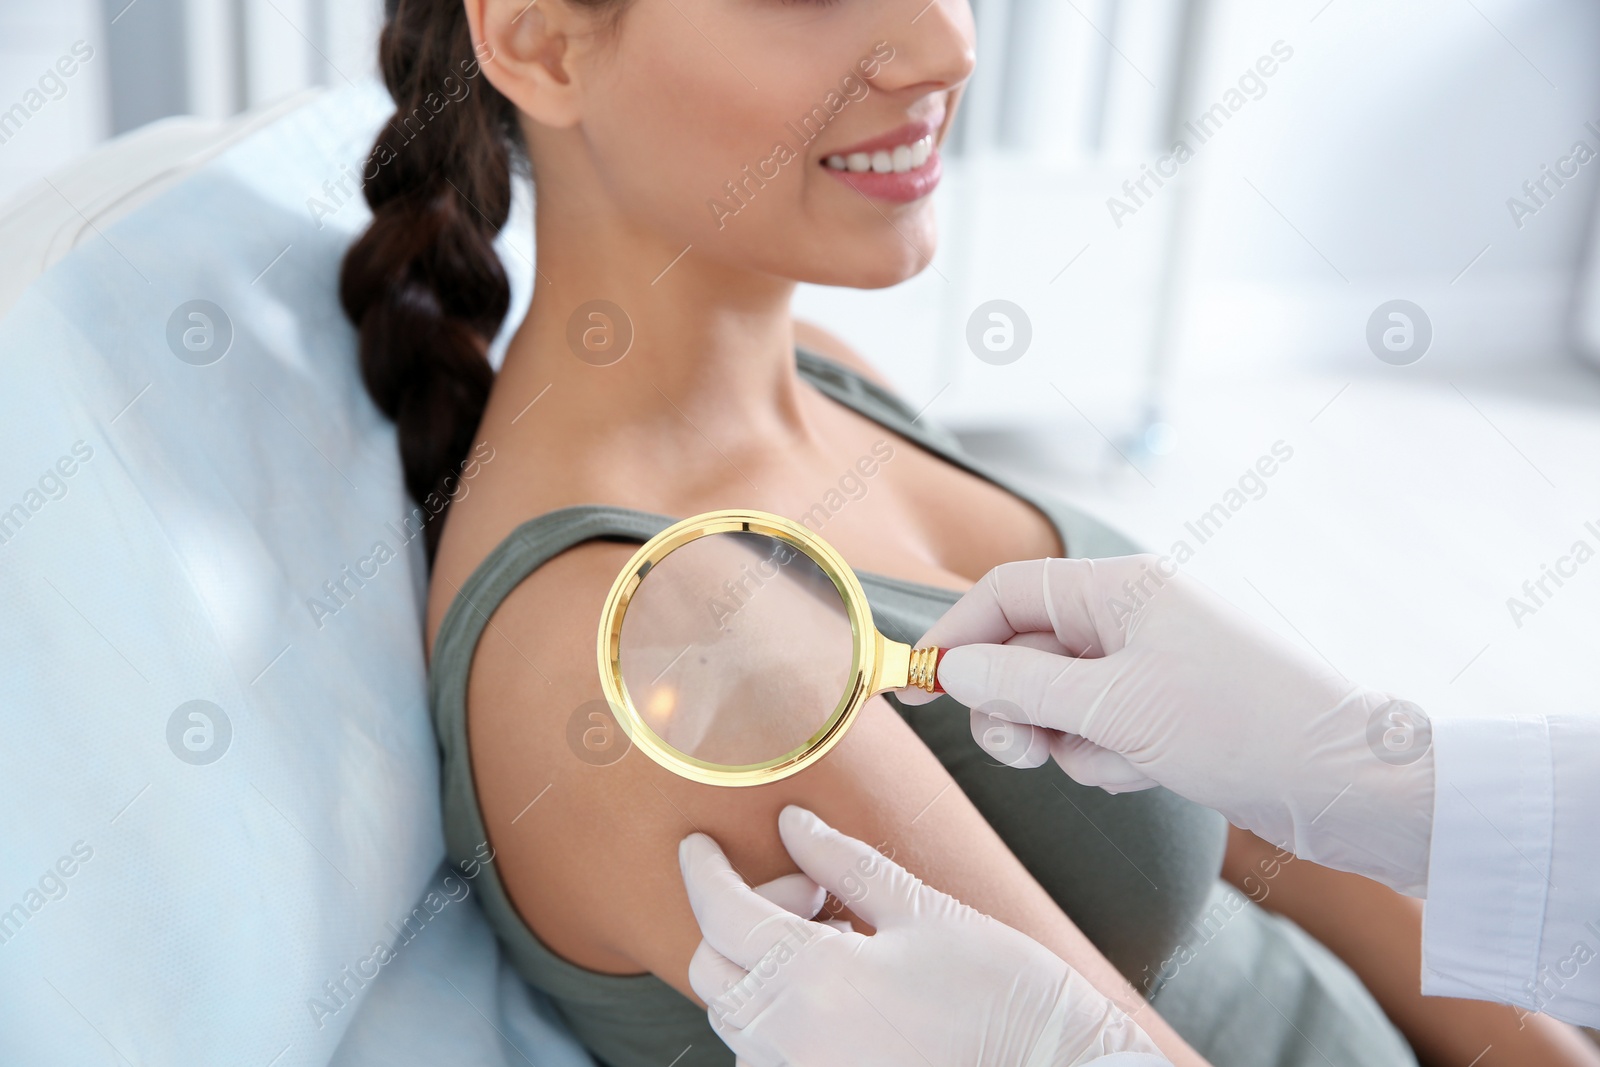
[339,0,519,565]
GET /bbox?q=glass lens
[617,530,856,767]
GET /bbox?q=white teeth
[824,135,937,174]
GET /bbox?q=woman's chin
[795,238,941,291]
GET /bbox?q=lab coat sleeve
[1420,712,1600,1028]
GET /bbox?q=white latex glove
[679,805,1166,1067]
[897,556,1435,896]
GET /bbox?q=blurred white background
[6,0,1600,400]
[4,0,1599,723]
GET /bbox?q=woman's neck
[495,195,816,456]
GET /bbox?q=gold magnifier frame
[597,509,943,787]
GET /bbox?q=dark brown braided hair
[340,0,622,565]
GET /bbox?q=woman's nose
[868,0,977,96]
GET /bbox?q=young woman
[340,2,1600,1065]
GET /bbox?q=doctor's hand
[679,806,1167,1067]
[898,555,1435,896]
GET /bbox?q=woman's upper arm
[467,539,999,989]
[465,540,1204,1066]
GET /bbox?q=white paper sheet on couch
[0,82,591,1066]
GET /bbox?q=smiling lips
[821,119,944,204]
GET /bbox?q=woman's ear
[465,0,588,128]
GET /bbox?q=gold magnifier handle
[870,635,946,695]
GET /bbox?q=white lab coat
[1101,711,1600,1067]
[1422,712,1600,1028]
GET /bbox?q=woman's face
[540,0,976,289]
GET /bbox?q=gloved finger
[937,642,1126,739]
[959,633,1073,755]
[710,987,775,1067]
[680,833,815,970]
[777,806,952,930]
[689,938,751,1017]
[1005,628,1073,655]
[914,559,1057,648]
[691,918,835,1038]
[894,560,1060,706]
[889,685,940,707]
[917,557,1124,657]
[693,872,839,1036]
[895,628,1067,706]
[1051,733,1159,793]
[970,707,1053,768]
[752,872,826,919]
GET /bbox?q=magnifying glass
[596,509,946,787]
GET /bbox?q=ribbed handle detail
[906,646,945,693]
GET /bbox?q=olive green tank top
[427,350,1410,1067]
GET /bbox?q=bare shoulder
[464,537,691,975]
[793,319,896,391]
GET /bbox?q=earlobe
[466,0,585,128]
